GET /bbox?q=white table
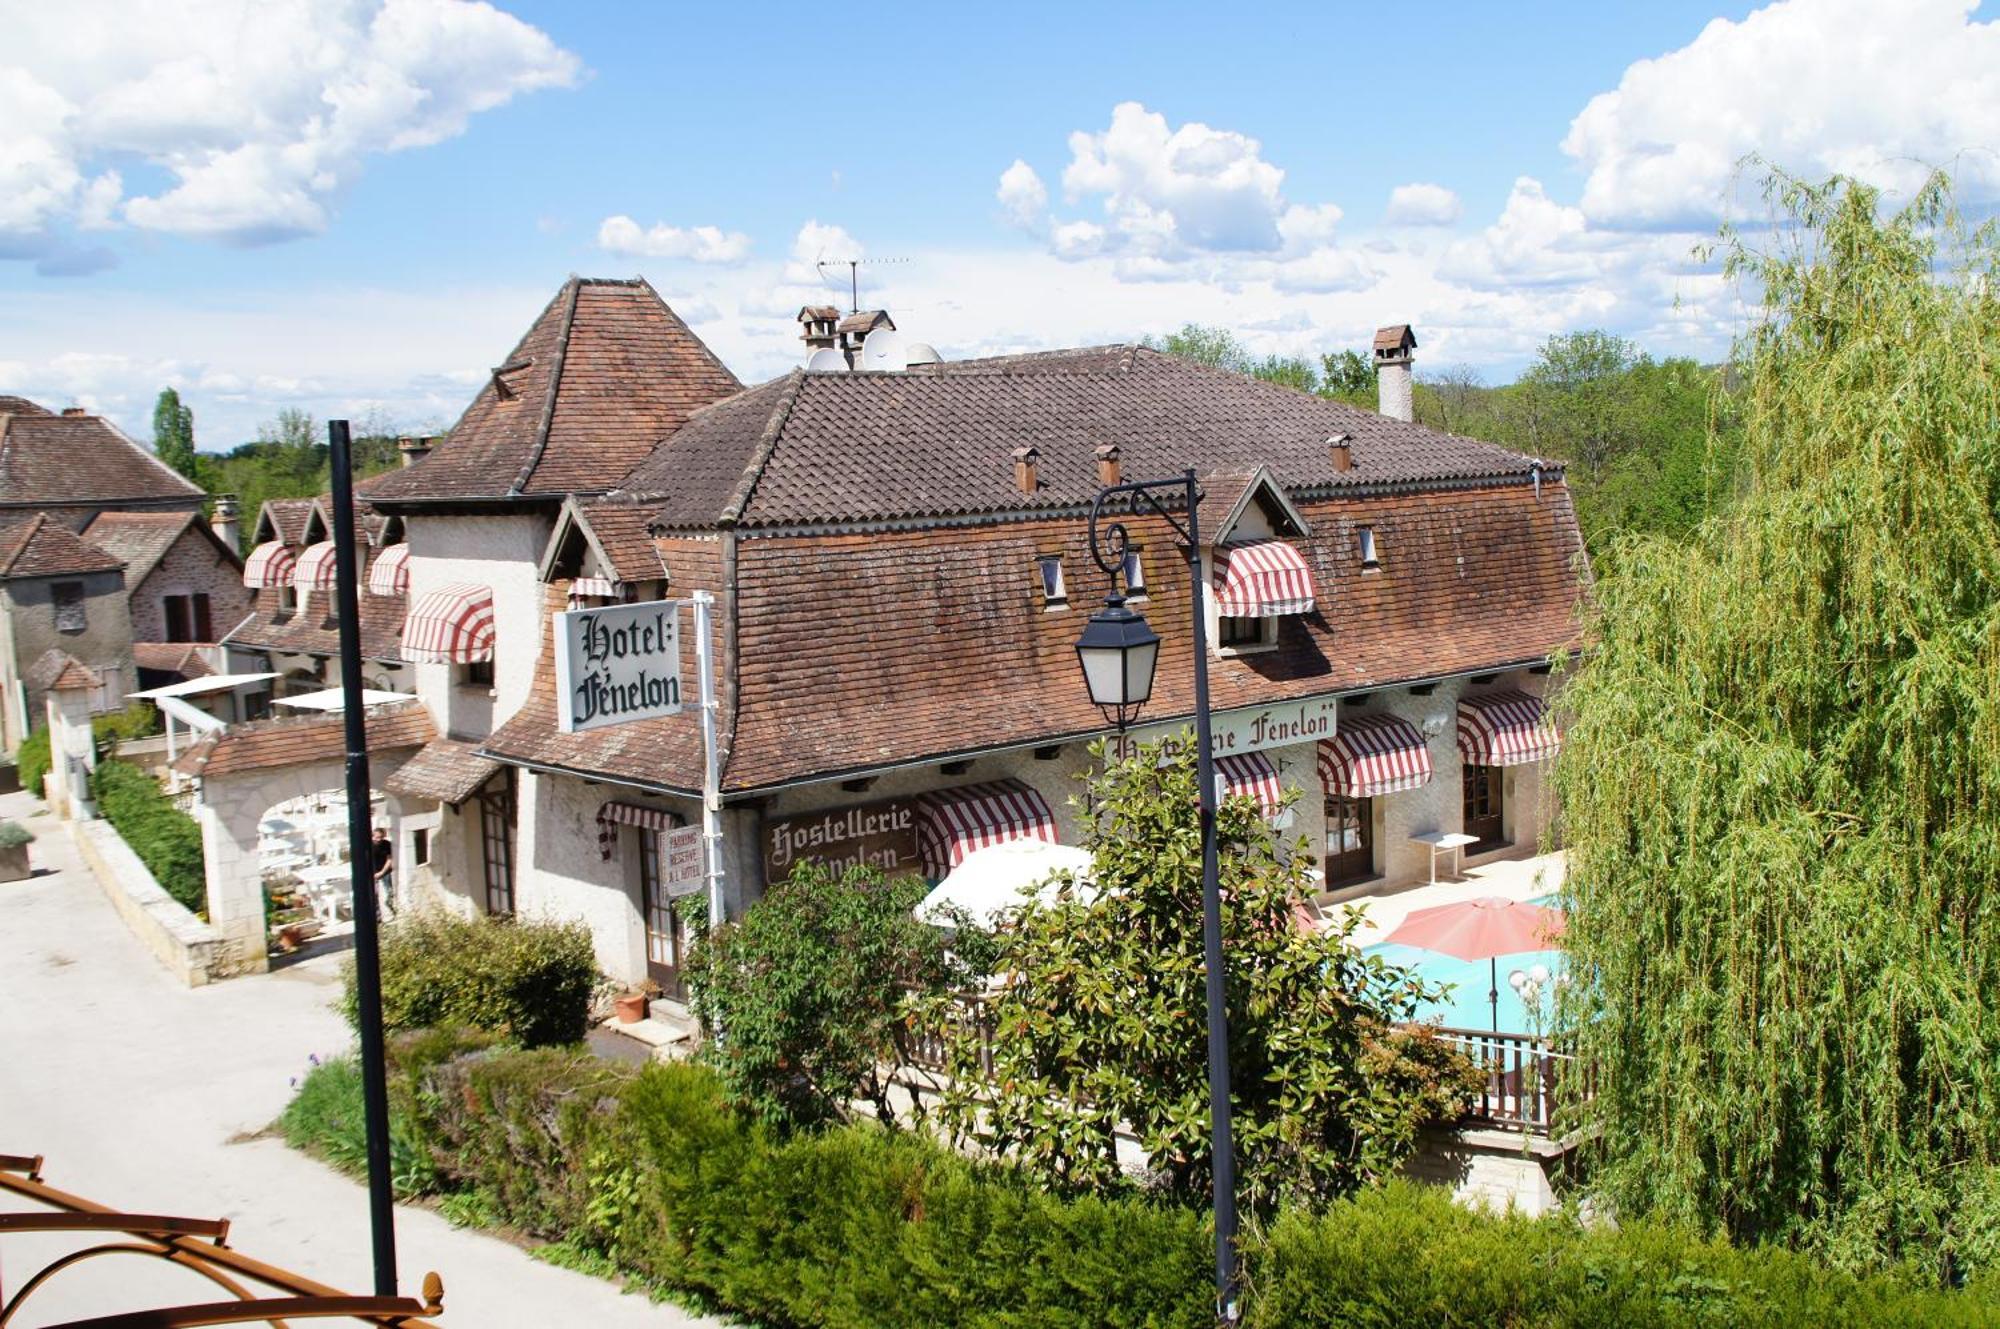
[1409,831,1481,885]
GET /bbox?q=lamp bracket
[1086,475,1202,594]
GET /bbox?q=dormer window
[1037,555,1067,609]
[1359,526,1381,570]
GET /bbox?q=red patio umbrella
[1381,895,1565,1031]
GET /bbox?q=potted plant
[613,990,649,1024]
[0,820,34,883]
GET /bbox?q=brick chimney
[61,406,87,417]
[397,435,434,467]
[209,494,241,549]
[1373,324,1417,423]
[1329,433,1353,473]
[1012,445,1040,494]
[1095,444,1121,487]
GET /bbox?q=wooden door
[638,827,690,999]
[1322,795,1375,885]
[1462,765,1506,849]
[476,774,516,915]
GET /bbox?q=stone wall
[2,569,132,746]
[68,815,233,986]
[127,528,252,647]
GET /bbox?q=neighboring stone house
[79,511,249,678]
[0,515,133,750]
[0,399,205,529]
[354,276,1585,995]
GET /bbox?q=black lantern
[1073,593,1161,729]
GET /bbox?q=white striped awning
[1457,690,1560,767]
[1215,751,1284,819]
[1318,713,1434,799]
[915,779,1059,879]
[570,575,619,600]
[596,799,680,860]
[368,543,411,597]
[242,542,296,589]
[292,541,338,592]
[1212,540,1315,616]
[400,582,495,664]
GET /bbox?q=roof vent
[1012,445,1040,495]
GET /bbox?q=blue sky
[2,0,1993,447]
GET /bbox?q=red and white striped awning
[1457,690,1560,767]
[400,582,495,664]
[571,575,619,599]
[1212,540,1315,616]
[242,542,296,589]
[915,779,1059,879]
[596,799,680,859]
[1215,751,1285,819]
[292,541,338,592]
[1318,713,1434,799]
[368,543,411,597]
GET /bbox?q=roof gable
[1200,465,1310,543]
[0,514,124,579]
[538,497,667,584]
[81,509,238,584]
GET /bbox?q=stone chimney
[1372,324,1417,423]
[1095,444,1121,487]
[397,435,435,467]
[797,305,840,354]
[210,494,241,549]
[1012,445,1040,494]
[1329,433,1353,473]
[61,406,87,417]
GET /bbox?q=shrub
[16,727,51,799]
[0,820,34,849]
[275,1054,437,1199]
[344,911,597,1048]
[90,758,204,914]
[92,702,160,747]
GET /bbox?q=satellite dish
[860,327,908,371]
[805,348,848,373]
[904,341,942,365]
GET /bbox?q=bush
[344,911,597,1048]
[90,758,204,913]
[92,702,160,747]
[0,820,34,849]
[16,727,51,799]
[277,1037,2000,1328]
[275,1053,439,1199]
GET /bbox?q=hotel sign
[1132,695,1340,756]
[762,798,922,882]
[553,601,683,734]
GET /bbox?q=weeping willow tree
[1555,170,2000,1282]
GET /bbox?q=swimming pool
[1361,894,1567,1033]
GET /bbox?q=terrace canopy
[1457,690,1560,767]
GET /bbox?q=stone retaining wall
[67,816,236,987]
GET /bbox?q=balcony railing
[1428,1025,1594,1135]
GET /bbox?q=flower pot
[614,993,649,1024]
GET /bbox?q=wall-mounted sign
[1132,694,1339,756]
[553,601,682,733]
[662,825,706,899]
[762,798,921,883]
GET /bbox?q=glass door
[1461,765,1506,850]
[1323,795,1375,885]
[638,827,690,1000]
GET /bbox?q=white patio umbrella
[916,840,1097,930]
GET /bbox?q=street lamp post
[1072,467,1240,1326]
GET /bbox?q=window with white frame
[1358,525,1381,570]
[1218,615,1276,649]
[1036,555,1067,608]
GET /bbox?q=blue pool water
[1362,894,1567,1033]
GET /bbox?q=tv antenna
[815,255,909,313]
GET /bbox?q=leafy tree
[1147,323,1254,374]
[688,862,993,1130]
[152,387,197,480]
[926,735,1479,1212]
[1556,170,2000,1280]
[1319,349,1374,403]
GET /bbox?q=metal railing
[1428,1026,1594,1135]
[901,992,995,1081]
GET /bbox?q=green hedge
[17,727,51,799]
[342,912,596,1048]
[280,1037,1998,1328]
[91,758,204,913]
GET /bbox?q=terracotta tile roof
[485,481,1586,793]
[618,348,1549,531]
[132,641,214,678]
[0,410,204,510]
[81,510,236,585]
[0,514,124,579]
[574,502,668,581]
[27,648,100,692]
[255,498,316,547]
[0,396,52,416]
[365,277,741,504]
[1374,324,1416,352]
[173,702,433,778]
[384,738,499,805]
[222,584,408,663]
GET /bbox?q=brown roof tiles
[132,642,214,679]
[173,703,433,778]
[27,648,100,692]
[0,410,204,511]
[81,510,237,585]
[384,738,500,805]
[0,514,124,579]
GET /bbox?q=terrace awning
[595,799,680,859]
[400,582,495,664]
[1212,539,1315,616]
[1215,751,1284,819]
[241,542,295,589]
[1318,713,1434,798]
[915,779,1058,879]
[368,543,411,596]
[1457,690,1560,767]
[292,541,338,592]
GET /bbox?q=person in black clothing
[369,826,395,918]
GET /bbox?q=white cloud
[0,0,580,261]
[1384,183,1463,226]
[996,159,1048,230]
[1563,0,2000,228]
[1276,203,1345,251]
[1439,178,1606,290]
[597,216,752,263]
[1060,101,1289,254]
[1050,219,1107,260]
[1271,247,1379,294]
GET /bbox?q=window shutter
[194,593,213,642]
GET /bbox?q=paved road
[0,789,724,1326]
